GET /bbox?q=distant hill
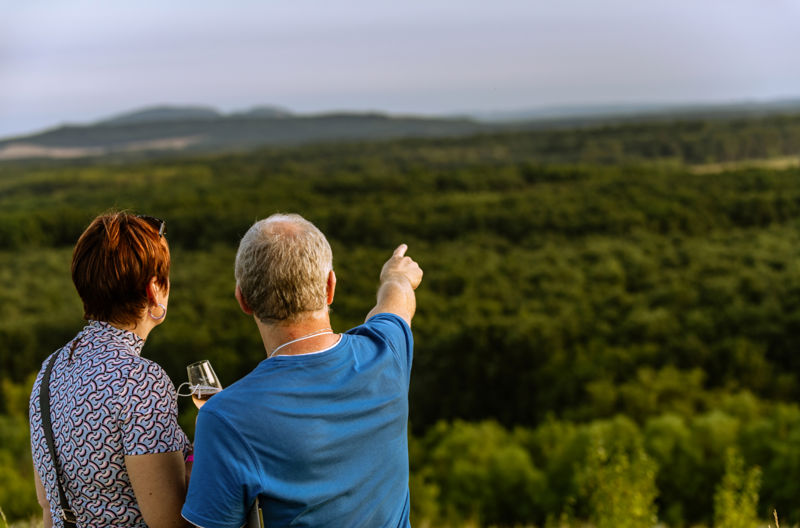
[98,105,223,126]
[2,99,800,160]
[473,98,800,123]
[0,108,489,160]
[231,105,293,119]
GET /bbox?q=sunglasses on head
[137,215,166,238]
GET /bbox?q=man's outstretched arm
[366,244,423,326]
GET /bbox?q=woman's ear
[146,277,160,304]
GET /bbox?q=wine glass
[178,360,223,408]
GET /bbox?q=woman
[29,212,191,528]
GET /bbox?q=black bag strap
[39,346,78,528]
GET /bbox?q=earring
[149,303,167,320]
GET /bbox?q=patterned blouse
[29,320,190,527]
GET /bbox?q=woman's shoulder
[76,340,165,383]
[121,355,174,386]
[77,344,176,401]
[115,356,179,413]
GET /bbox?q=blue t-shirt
[182,313,413,528]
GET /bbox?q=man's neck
[257,311,338,358]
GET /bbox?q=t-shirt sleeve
[362,312,414,381]
[117,361,189,456]
[183,410,259,528]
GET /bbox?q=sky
[1,0,799,139]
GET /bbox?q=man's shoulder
[347,312,414,373]
[352,312,410,335]
[350,312,412,346]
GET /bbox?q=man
[182,213,423,528]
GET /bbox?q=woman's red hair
[71,212,170,326]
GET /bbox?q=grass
[0,504,792,528]
[0,508,41,528]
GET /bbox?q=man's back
[183,313,413,528]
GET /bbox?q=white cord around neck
[269,329,333,358]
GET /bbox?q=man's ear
[235,285,254,315]
[326,270,336,305]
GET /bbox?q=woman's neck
[107,317,154,342]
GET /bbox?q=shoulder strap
[39,348,78,528]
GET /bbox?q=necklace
[269,328,334,358]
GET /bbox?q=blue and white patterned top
[29,320,190,527]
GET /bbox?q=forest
[2,113,800,526]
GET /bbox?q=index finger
[393,244,408,258]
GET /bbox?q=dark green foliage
[580,438,658,528]
[713,448,761,528]
[3,115,800,525]
[0,376,40,520]
[413,420,547,526]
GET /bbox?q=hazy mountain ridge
[98,105,223,125]
[0,115,487,161]
[3,99,800,160]
[472,97,800,122]
[0,108,488,160]
[98,104,295,126]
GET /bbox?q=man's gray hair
[235,213,333,323]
